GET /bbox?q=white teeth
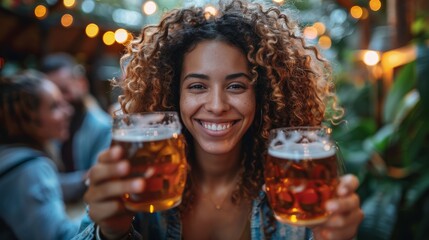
[202,122,232,131]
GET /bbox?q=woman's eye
[188,84,205,90]
[227,83,246,90]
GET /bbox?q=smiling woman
[74,1,363,240]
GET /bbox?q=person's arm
[2,158,78,240]
[58,170,88,202]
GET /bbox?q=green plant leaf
[358,180,403,240]
[391,90,419,126]
[383,62,416,123]
[416,45,429,118]
[363,124,395,153]
[405,169,429,208]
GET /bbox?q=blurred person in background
[0,70,78,239]
[40,53,112,203]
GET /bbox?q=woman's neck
[193,143,242,186]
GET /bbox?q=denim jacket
[73,191,313,240]
[0,145,78,240]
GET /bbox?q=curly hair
[0,71,46,148]
[114,0,343,217]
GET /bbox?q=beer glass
[111,112,187,213]
[264,126,344,226]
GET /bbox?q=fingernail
[338,187,348,196]
[117,161,129,174]
[326,202,337,211]
[131,179,143,191]
[111,146,121,157]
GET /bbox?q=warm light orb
[350,6,363,19]
[313,22,326,36]
[369,0,382,11]
[204,5,217,17]
[303,26,318,40]
[363,50,380,66]
[63,0,76,8]
[103,31,116,45]
[273,0,285,4]
[34,5,48,19]
[318,35,332,50]
[85,23,99,38]
[61,14,73,27]
[143,1,157,15]
[115,28,128,44]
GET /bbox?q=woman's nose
[204,88,230,114]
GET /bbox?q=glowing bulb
[369,0,382,11]
[85,23,99,38]
[318,35,332,50]
[204,5,217,17]
[115,28,128,44]
[350,6,363,19]
[103,31,116,45]
[303,26,318,40]
[363,50,380,66]
[63,0,76,8]
[61,14,73,27]
[313,22,326,36]
[143,1,157,15]
[34,5,48,19]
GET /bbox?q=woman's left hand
[311,174,364,240]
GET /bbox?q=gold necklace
[202,176,240,211]
[206,191,230,210]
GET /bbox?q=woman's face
[180,40,256,156]
[33,80,72,143]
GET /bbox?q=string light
[303,26,318,40]
[313,22,326,36]
[63,0,76,8]
[318,35,332,50]
[34,5,48,19]
[363,50,380,66]
[143,1,157,15]
[85,23,99,38]
[369,0,382,11]
[350,6,363,19]
[61,14,73,27]
[103,31,116,45]
[204,5,217,18]
[115,28,128,44]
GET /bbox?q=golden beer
[264,127,341,226]
[112,112,187,212]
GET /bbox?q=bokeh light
[369,0,382,11]
[34,5,48,19]
[303,26,318,40]
[204,5,217,17]
[350,6,363,19]
[115,28,128,44]
[61,14,73,27]
[63,0,76,8]
[313,22,326,36]
[103,31,116,45]
[85,23,99,38]
[143,1,157,15]
[318,35,332,50]
[363,50,380,66]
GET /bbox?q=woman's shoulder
[0,144,51,176]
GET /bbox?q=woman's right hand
[84,146,145,239]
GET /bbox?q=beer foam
[112,128,178,142]
[269,142,335,160]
